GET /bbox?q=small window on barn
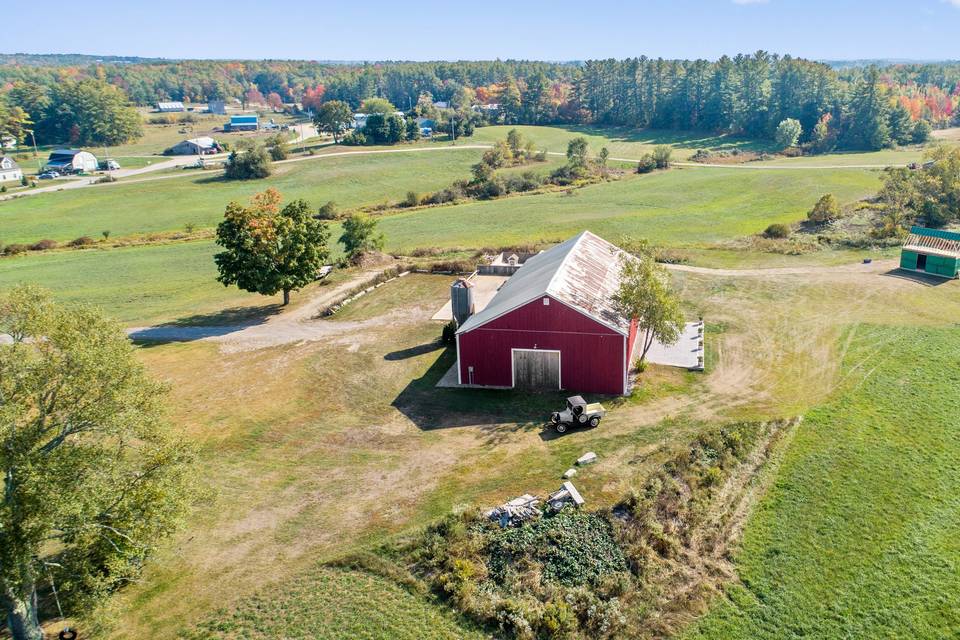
[542,297,550,305]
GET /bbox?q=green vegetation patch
[182,567,485,640]
[486,511,627,587]
[687,325,960,640]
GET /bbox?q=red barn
[455,231,639,395]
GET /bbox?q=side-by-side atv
[550,396,606,433]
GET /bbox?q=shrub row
[2,236,97,256]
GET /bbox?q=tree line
[2,54,958,149]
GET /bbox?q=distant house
[900,226,960,279]
[157,101,186,113]
[0,156,22,182]
[352,113,368,130]
[225,114,259,131]
[207,100,227,115]
[433,101,449,109]
[166,137,221,156]
[44,149,98,174]
[1,136,16,149]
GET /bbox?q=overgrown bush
[763,223,790,239]
[68,236,96,247]
[223,146,271,180]
[652,145,672,169]
[3,243,28,255]
[441,320,457,344]
[403,191,420,207]
[316,201,338,220]
[636,155,657,174]
[29,239,58,251]
[808,193,841,224]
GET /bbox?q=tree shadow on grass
[881,268,956,287]
[129,303,284,346]
[391,347,564,431]
[543,124,776,154]
[384,341,444,361]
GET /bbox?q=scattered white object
[563,468,577,479]
[576,452,597,466]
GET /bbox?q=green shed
[900,226,960,279]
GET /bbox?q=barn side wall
[457,295,626,395]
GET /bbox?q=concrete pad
[643,321,704,369]
[431,274,509,321]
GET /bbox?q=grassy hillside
[0,242,267,325]
[470,125,777,160]
[379,167,881,251]
[0,161,882,325]
[0,148,489,243]
[687,325,960,639]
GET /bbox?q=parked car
[550,396,606,433]
[38,171,60,180]
[100,159,121,171]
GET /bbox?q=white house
[166,137,221,155]
[353,113,368,130]
[0,156,22,182]
[44,150,99,174]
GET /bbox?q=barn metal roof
[457,231,636,336]
[903,226,960,259]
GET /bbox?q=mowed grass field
[0,148,489,243]
[470,125,778,160]
[102,263,960,640]
[1,165,881,325]
[379,166,882,251]
[0,242,267,325]
[687,325,960,639]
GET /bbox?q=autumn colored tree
[214,189,331,305]
[301,84,326,112]
[266,91,284,111]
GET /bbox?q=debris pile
[547,481,585,512]
[486,494,540,527]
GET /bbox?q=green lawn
[0,148,487,243]
[470,125,777,160]
[0,164,882,325]
[378,166,881,251]
[183,567,485,640]
[0,241,266,325]
[687,325,960,640]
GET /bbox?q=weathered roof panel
[457,231,635,335]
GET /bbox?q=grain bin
[451,278,475,326]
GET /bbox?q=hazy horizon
[7,0,960,62]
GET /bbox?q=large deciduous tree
[0,286,193,640]
[313,100,354,143]
[612,252,685,367]
[214,189,330,305]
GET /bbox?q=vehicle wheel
[589,416,600,428]
[555,423,567,434]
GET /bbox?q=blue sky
[10,0,960,61]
